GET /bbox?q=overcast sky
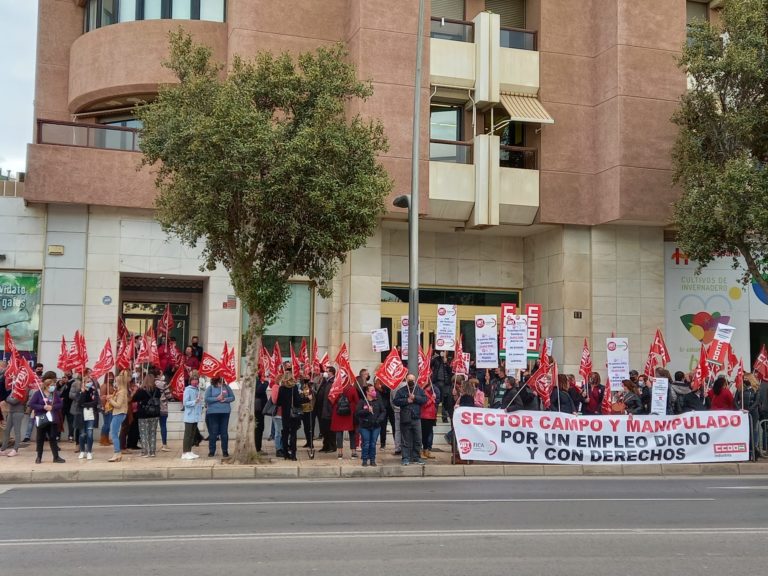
[0,1,38,177]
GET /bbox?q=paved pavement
[0,476,765,575]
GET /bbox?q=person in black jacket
[500,376,532,412]
[622,380,643,415]
[276,375,309,461]
[680,385,708,413]
[355,384,386,466]
[374,378,395,449]
[317,369,336,453]
[392,375,427,466]
[254,378,268,453]
[76,378,100,460]
[431,352,453,422]
[550,375,575,414]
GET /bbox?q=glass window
[0,272,42,356]
[101,0,117,26]
[86,0,98,31]
[172,0,192,19]
[240,283,312,359]
[430,105,466,162]
[686,1,708,24]
[381,287,520,307]
[200,0,225,22]
[120,0,138,22]
[144,0,163,20]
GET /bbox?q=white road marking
[0,497,715,511]
[710,486,768,490]
[0,527,764,547]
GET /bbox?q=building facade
[5,0,752,380]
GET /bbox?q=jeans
[301,412,314,448]
[159,414,168,445]
[271,416,283,453]
[421,419,435,450]
[394,410,401,451]
[282,416,299,457]
[359,427,381,463]
[110,413,126,453]
[79,420,95,453]
[335,430,356,451]
[400,418,422,463]
[24,416,34,441]
[254,411,265,452]
[207,412,230,456]
[65,412,76,440]
[138,417,159,455]
[1,411,25,451]
[183,422,197,453]
[101,412,112,438]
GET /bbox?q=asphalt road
[0,476,765,575]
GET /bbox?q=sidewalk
[1,437,767,483]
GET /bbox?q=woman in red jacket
[708,376,735,410]
[330,382,359,460]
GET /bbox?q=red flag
[691,344,710,391]
[272,341,284,382]
[318,352,329,372]
[643,344,659,379]
[199,352,223,377]
[117,316,128,342]
[66,339,80,371]
[4,328,18,357]
[135,335,150,364]
[651,329,671,366]
[157,304,174,339]
[57,336,69,371]
[735,359,744,389]
[145,326,160,366]
[258,342,272,381]
[117,335,134,370]
[451,336,466,375]
[75,330,88,369]
[601,378,614,415]
[169,365,186,401]
[529,338,552,409]
[726,344,739,375]
[375,348,408,390]
[328,367,347,402]
[334,343,354,385]
[91,338,115,380]
[417,345,432,386]
[578,338,592,385]
[5,349,19,381]
[12,357,40,402]
[753,344,768,381]
[290,342,301,376]
[299,338,308,369]
[169,342,182,367]
[220,341,236,382]
[311,338,320,375]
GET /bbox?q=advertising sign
[0,272,41,355]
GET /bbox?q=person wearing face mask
[355,384,386,466]
[29,375,65,464]
[106,370,130,462]
[392,374,427,466]
[182,374,203,460]
[77,375,100,460]
[318,368,337,453]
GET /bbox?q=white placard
[606,337,630,392]
[435,304,457,351]
[400,315,409,360]
[475,314,499,369]
[504,314,528,370]
[371,328,390,353]
[651,377,669,416]
[714,323,736,345]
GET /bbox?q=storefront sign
[0,272,41,354]
[453,408,750,465]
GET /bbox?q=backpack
[144,392,161,418]
[336,394,351,416]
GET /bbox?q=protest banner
[452,407,750,465]
[504,314,528,370]
[435,304,457,351]
[475,314,498,369]
[371,328,389,353]
[651,377,669,416]
[606,337,629,391]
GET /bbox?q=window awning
[499,93,554,125]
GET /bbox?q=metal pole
[408,0,426,377]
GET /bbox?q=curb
[1,462,766,484]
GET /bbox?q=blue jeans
[207,412,230,456]
[359,427,381,463]
[159,414,168,445]
[101,412,112,437]
[272,416,282,453]
[110,413,126,453]
[79,420,95,453]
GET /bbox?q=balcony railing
[430,17,474,43]
[500,145,537,170]
[430,139,473,164]
[37,119,141,152]
[500,26,537,51]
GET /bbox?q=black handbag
[263,396,277,417]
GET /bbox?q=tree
[672,0,768,292]
[137,31,392,462]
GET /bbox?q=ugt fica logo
[458,438,497,456]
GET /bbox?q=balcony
[500,145,537,170]
[429,17,476,89]
[430,17,474,43]
[25,120,156,209]
[500,27,537,51]
[429,139,473,164]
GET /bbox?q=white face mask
[132,372,139,380]
[322,372,329,379]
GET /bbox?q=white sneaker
[78,452,86,459]
[86,452,93,460]
[161,445,170,452]
[189,452,200,459]
[181,452,193,460]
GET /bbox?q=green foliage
[137,30,392,332]
[672,0,768,289]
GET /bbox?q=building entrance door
[122,302,189,348]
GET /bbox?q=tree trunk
[232,310,262,463]
[737,242,768,295]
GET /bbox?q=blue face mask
[86,382,93,390]
[48,385,56,393]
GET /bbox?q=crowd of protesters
[2,344,767,465]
